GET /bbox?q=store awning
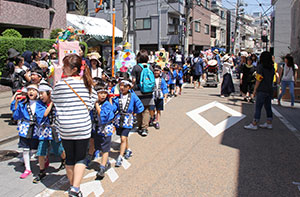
[66,14,123,39]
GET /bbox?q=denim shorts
[116,128,131,137]
[94,135,111,153]
[149,99,164,111]
[18,137,39,150]
[36,140,64,156]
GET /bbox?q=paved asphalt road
[1,83,300,197]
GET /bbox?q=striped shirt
[52,77,97,140]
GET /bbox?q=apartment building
[0,0,66,38]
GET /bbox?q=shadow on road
[220,102,300,196]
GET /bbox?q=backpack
[139,63,155,93]
[12,70,26,93]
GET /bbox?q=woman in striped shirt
[52,54,97,197]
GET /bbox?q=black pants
[62,139,89,165]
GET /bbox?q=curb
[0,135,18,146]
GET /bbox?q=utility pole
[233,0,241,54]
[123,0,128,43]
[157,0,162,50]
[184,0,192,57]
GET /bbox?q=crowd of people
[1,45,298,197]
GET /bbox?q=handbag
[64,80,89,111]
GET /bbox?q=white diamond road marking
[186,101,246,138]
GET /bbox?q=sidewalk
[0,91,18,145]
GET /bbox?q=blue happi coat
[13,100,46,139]
[153,77,169,99]
[168,71,176,85]
[173,70,184,84]
[37,106,61,141]
[91,100,115,137]
[113,93,144,129]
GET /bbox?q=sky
[222,0,273,16]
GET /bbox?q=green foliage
[1,29,22,38]
[50,28,63,39]
[79,41,88,57]
[0,37,55,72]
[0,37,25,72]
[24,38,55,52]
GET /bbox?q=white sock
[23,149,31,171]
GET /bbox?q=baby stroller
[204,60,218,87]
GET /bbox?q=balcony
[6,0,52,8]
[167,0,184,15]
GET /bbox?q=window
[195,21,201,32]
[211,26,216,38]
[220,11,225,19]
[168,16,179,34]
[135,18,151,30]
[67,2,76,11]
[189,17,193,36]
[205,24,209,34]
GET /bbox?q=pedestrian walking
[149,65,168,129]
[193,51,204,89]
[278,54,298,107]
[240,57,256,102]
[220,54,235,97]
[12,84,45,179]
[51,54,97,197]
[244,51,275,130]
[34,83,66,183]
[91,79,115,179]
[131,49,155,137]
[113,79,144,167]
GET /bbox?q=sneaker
[221,95,225,98]
[33,171,46,183]
[244,123,258,130]
[124,149,133,159]
[259,123,273,129]
[149,118,154,127]
[105,161,111,171]
[155,122,160,130]
[141,129,148,137]
[20,169,32,179]
[68,190,83,197]
[97,165,106,178]
[115,156,123,167]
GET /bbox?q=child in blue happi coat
[168,66,176,97]
[149,65,168,129]
[12,84,46,179]
[33,83,66,183]
[91,79,115,179]
[174,65,184,96]
[113,79,144,167]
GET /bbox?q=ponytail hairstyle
[63,54,94,94]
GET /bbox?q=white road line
[84,171,97,179]
[186,101,246,138]
[272,107,300,140]
[122,159,131,169]
[81,180,104,197]
[106,167,119,182]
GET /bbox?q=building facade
[88,0,184,53]
[271,0,292,63]
[188,0,212,53]
[0,0,66,38]
[210,0,227,50]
